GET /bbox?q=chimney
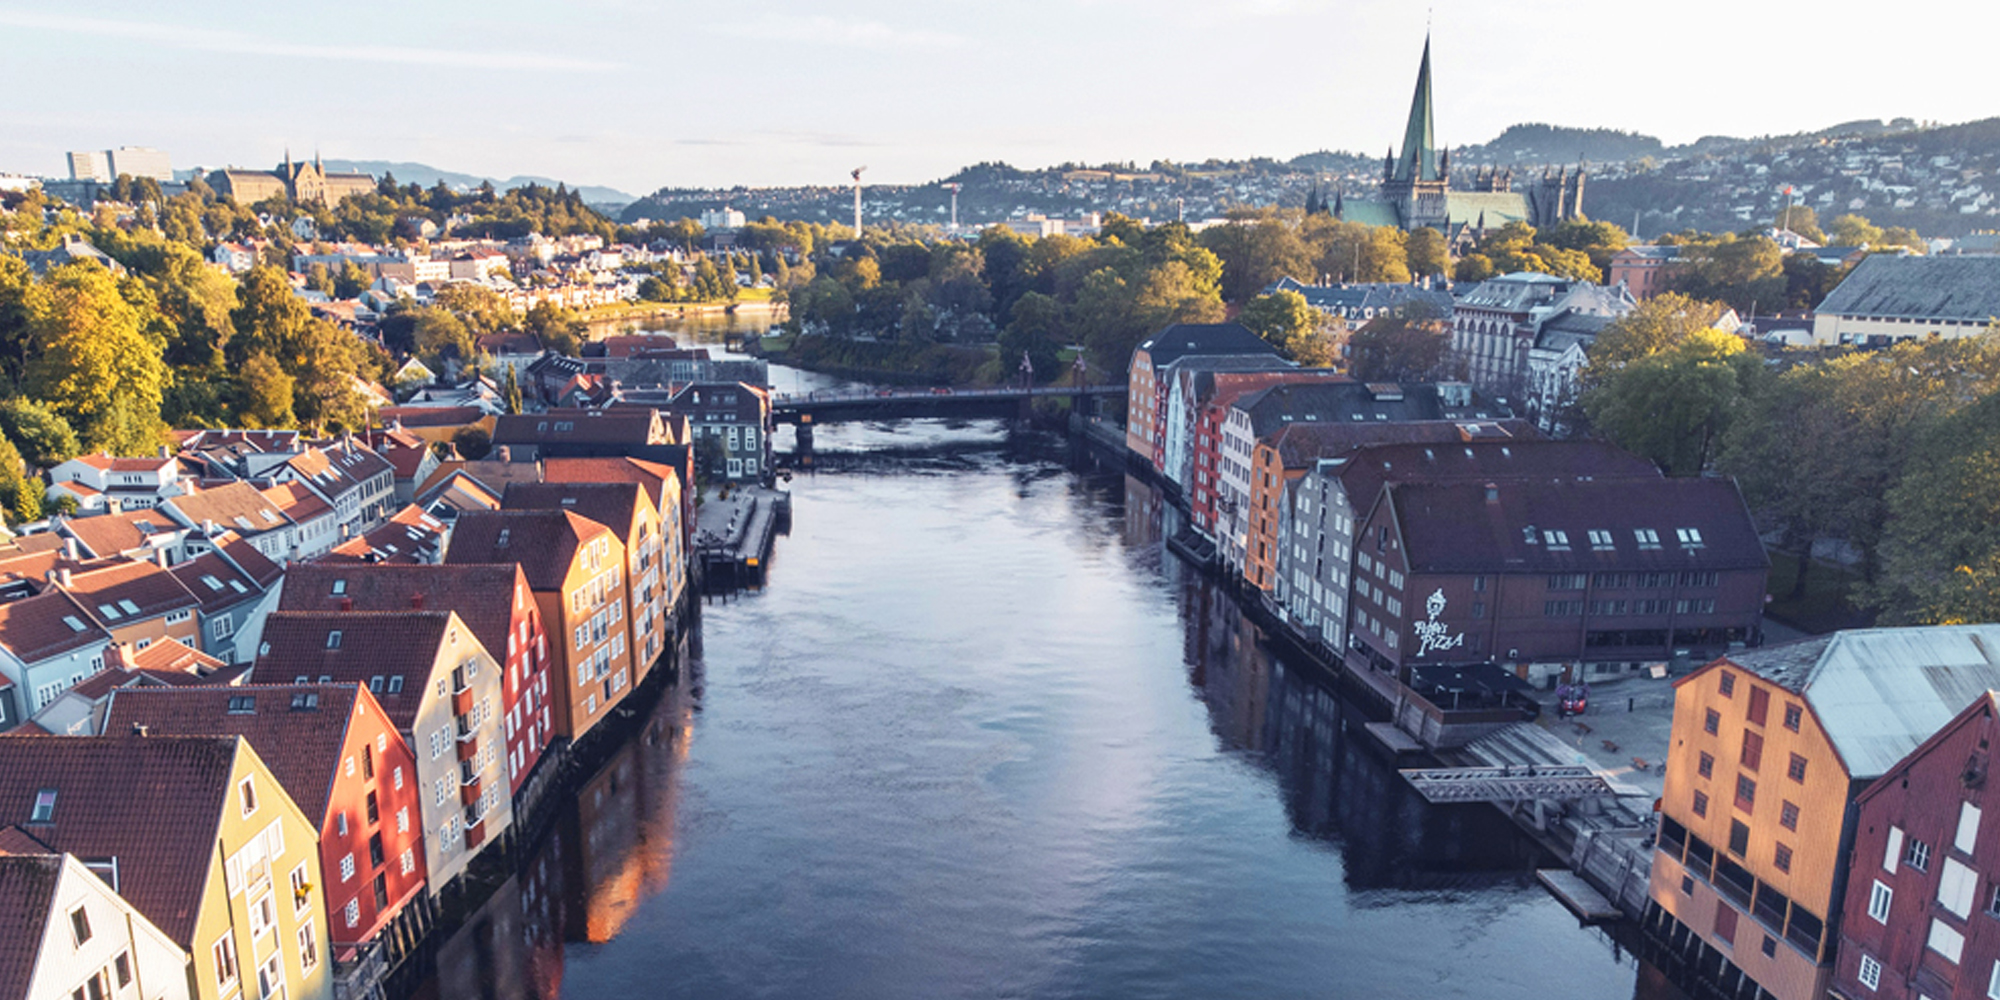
[158,445,170,459]
[202,519,217,536]
[156,549,170,568]
[64,537,80,562]
[410,593,425,610]
[496,445,512,462]
[339,597,353,612]
[130,723,149,737]
[57,567,73,589]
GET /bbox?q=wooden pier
[1537,869,1625,923]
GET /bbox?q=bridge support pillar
[796,423,814,451]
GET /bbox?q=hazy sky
[2,0,1992,197]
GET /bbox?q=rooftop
[103,684,366,822]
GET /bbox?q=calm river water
[417,323,1684,1000]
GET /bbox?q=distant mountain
[317,160,638,208]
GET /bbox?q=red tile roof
[69,454,176,473]
[317,505,445,565]
[103,684,367,822]
[263,481,334,524]
[166,551,267,614]
[0,590,110,663]
[164,482,291,536]
[540,457,681,517]
[0,735,244,948]
[59,510,182,559]
[502,481,645,541]
[252,611,462,730]
[62,560,199,627]
[376,406,487,429]
[445,510,608,592]
[282,563,529,667]
[0,853,63,998]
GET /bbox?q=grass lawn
[1765,551,1875,634]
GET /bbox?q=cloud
[710,14,965,50]
[0,10,619,72]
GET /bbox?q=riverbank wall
[582,299,784,336]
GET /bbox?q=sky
[1,0,1993,198]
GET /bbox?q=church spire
[1395,35,1437,183]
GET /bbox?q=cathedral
[1332,37,1585,241]
[209,152,376,207]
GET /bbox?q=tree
[0,434,35,525]
[23,263,167,453]
[524,301,584,356]
[410,308,476,368]
[1583,293,1729,373]
[335,259,372,298]
[1238,291,1330,365]
[1829,214,1884,248]
[503,363,523,414]
[1773,204,1825,243]
[1870,393,2000,624]
[1543,219,1631,276]
[305,262,334,295]
[237,352,297,428]
[1582,328,1761,476]
[1454,253,1495,283]
[1404,227,1449,279]
[0,255,36,388]
[0,398,80,469]
[453,426,493,460]
[1198,215,1314,302]
[1348,311,1452,382]
[998,292,1064,384]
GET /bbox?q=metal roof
[1728,626,2000,779]
[1816,255,2000,322]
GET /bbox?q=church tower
[1379,36,1450,231]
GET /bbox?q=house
[104,684,428,960]
[0,735,332,1000]
[318,505,448,565]
[369,408,493,447]
[540,457,690,602]
[278,563,554,796]
[259,483,342,561]
[165,537,285,664]
[0,851,192,1000]
[502,482,672,684]
[55,509,187,564]
[45,455,185,514]
[1449,273,1635,401]
[211,242,257,275]
[18,234,126,277]
[360,426,441,504]
[29,638,236,736]
[444,511,634,740]
[1645,626,2000,1000]
[1124,323,1280,466]
[1275,440,1659,658]
[490,408,675,464]
[1829,689,2000,1000]
[1607,245,1683,300]
[0,589,114,728]
[412,471,504,523]
[655,384,771,483]
[59,560,202,653]
[253,611,512,896]
[1156,354,1296,490]
[158,483,297,565]
[1811,255,2000,347]
[1186,369,1350,542]
[269,444,396,538]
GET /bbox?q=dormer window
[227,695,255,714]
[1635,528,1662,550]
[1544,530,1570,550]
[30,788,56,823]
[1677,528,1705,548]
[1588,530,1615,550]
[332,580,347,595]
[326,631,343,650]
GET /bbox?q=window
[256,954,283,1000]
[340,854,356,881]
[335,812,348,837]
[1736,775,1756,811]
[298,922,319,975]
[113,953,131,988]
[247,892,275,939]
[1713,903,1738,945]
[1781,801,1800,831]
[1693,791,1709,817]
[1588,529,1614,550]
[1719,671,1736,697]
[1761,936,1776,958]
[373,872,388,909]
[239,777,257,817]
[1857,954,1881,991]
[1698,752,1715,779]
[1869,880,1893,923]
[1931,918,1966,964]
[1783,703,1803,732]
[212,935,238,991]
[290,864,312,914]
[30,788,55,823]
[1705,709,1720,735]
[227,695,255,714]
[394,767,405,791]
[1677,527,1705,548]
[1729,819,1750,857]
[70,904,91,945]
[326,630,342,650]
[1960,801,1983,855]
[1774,843,1793,872]
[1787,754,1808,783]
[387,676,403,694]
[1886,826,1905,872]
[401,848,415,875]
[1747,686,1769,725]
[1941,858,1979,918]
[1635,528,1662,550]
[1988,960,2000,1000]
[344,899,360,928]
[1909,837,1933,872]
[1741,732,1763,771]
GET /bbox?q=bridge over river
[771,384,1127,426]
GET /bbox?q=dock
[1363,722,1423,754]
[1537,869,1624,923]
[695,486,791,592]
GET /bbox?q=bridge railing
[772,385,1123,408]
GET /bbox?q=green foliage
[1583,293,1730,373]
[1582,328,1761,475]
[1467,222,1602,282]
[453,426,493,461]
[238,352,297,428]
[1772,204,1824,243]
[523,302,584,356]
[0,398,80,469]
[1404,227,1450,279]
[504,364,523,415]
[1870,393,2000,623]
[1238,291,1331,366]
[1662,234,1787,314]
[1347,313,1452,382]
[23,262,168,454]
[998,292,1065,383]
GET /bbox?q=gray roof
[1136,323,1276,369]
[1816,255,2000,323]
[1263,277,1454,319]
[1724,625,2000,778]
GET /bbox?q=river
[416,323,1686,1000]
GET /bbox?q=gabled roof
[62,560,199,627]
[1384,476,1768,575]
[1270,419,1537,469]
[253,612,460,730]
[540,457,682,515]
[1816,255,2000,322]
[444,509,609,591]
[163,482,292,536]
[416,461,542,499]
[0,853,63,999]
[166,551,266,614]
[1134,323,1276,370]
[0,735,244,948]
[491,408,665,446]
[63,454,175,474]
[318,505,446,564]
[501,481,647,540]
[281,564,528,666]
[1716,626,2000,779]
[103,684,366,823]
[1236,381,1514,440]
[262,482,334,524]
[59,509,183,559]
[1328,440,1659,513]
[285,443,392,499]
[0,589,112,663]
[374,406,487,429]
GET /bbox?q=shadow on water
[397,417,1683,1000]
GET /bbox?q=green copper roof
[1395,37,1437,183]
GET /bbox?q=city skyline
[2,0,1994,195]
